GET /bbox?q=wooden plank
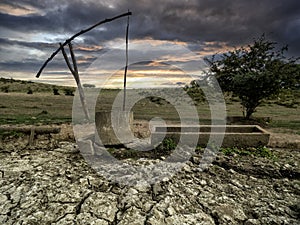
[0,126,61,134]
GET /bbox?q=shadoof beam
[36,11,132,78]
[35,11,132,121]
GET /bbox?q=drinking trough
[151,125,270,148]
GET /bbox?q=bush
[221,146,274,158]
[156,138,177,151]
[83,84,96,88]
[1,86,9,93]
[64,88,74,96]
[53,88,60,95]
[38,110,48,116]
[27,88,33,94]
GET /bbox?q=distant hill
[0,77,75,94]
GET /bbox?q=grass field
[0,78,299,135]
[0,92,73,124]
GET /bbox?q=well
[95,111,134,146]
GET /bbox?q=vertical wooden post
[123,13,130,111]
[60,43,91,121]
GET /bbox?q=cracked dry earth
[0,137,300,225]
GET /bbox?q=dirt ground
[0,123,299,224]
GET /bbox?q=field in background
[0,78,299,135]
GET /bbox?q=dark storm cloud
[115,0,300,51]
[0,0,299,80]
[0,37,57,49]
[1,0,299,48]
[0,60,43,72]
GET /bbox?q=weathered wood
[0,126,61,134]
[29,127,35,145]
[36,11,132,78]
[123,13,130,111]
[60,43,91,121]
[60,43,75,74]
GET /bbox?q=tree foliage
[184,80,206,104]
[205,35,299,119]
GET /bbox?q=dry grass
[0,92,73,124]
[0,88,299,136]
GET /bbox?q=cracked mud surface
[0,137,299,225]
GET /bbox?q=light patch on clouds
[0,45,43,62]
[27,38,208,88]
[0,3,42,16]
[191,42,239,58]
[74,45,103,52]
[29,33,86,44]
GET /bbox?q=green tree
[205,35,299,119]
[184,80,206,104]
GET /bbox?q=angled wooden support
[60,42,91,121]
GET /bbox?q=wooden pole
[60,43,91,121]
[36,11,132,78]
[0,126,61,134]
[123,13,130,111]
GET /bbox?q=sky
[0,0,299,88]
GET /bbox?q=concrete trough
[151,125,270,148]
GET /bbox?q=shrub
[1,86,9,93]
[156,138,177,151]
[53,88,60,95]
[83,84,96,88]
[27,88,33,94]
[64,88,74,96]
[221,146,274,158]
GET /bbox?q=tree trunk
[245,107,255,120]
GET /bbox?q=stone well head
[95,110,134,146]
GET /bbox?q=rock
[244,219,261,225]
[213,203,247,224]
[0,215,7,224]
[165,212,215,225]
[54,141,79,154]
[52,213,75,224]
[191,156,201,164]
[146,208,165,225]
[152,182,163,196]
[134,181,150,192]
[199,179,207,186]
[166,206,176,216]
[76,213,109,225]
[81,192,118,223]
[182,164,192,173]
[118,207,145,225]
